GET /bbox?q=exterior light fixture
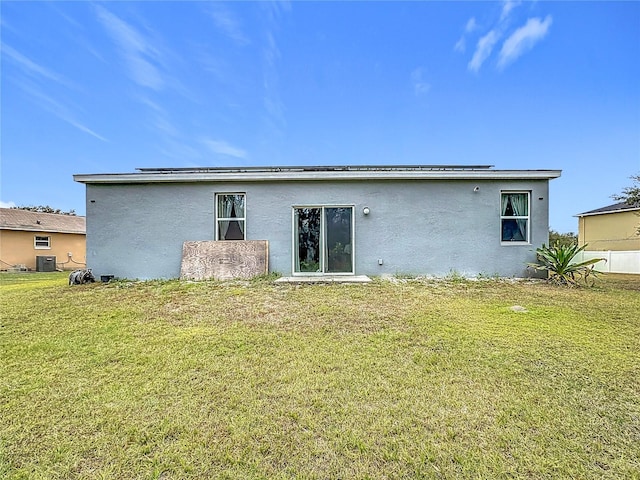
[363,206,370,215]
[473,186,480,192]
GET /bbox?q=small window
[501,192,529,243]
[216,193,246,240]
[34,235,51,249]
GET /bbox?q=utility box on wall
[36,256,56,272]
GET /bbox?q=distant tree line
[549,230,577,247]
[11,205,76,216]
[613,174,640,207]
[613,174,640,235]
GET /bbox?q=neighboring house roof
[576,202,640,217]
[74,165,562,184]
[0,208,86,234]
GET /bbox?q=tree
[549,229,577,248]
[612,174,640,235]
[11,205,76,216]
[613,174,640,206]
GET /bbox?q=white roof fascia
[74,169,562,184]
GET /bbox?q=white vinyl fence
[576,250,640,274]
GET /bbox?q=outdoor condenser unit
[36,256,56,272]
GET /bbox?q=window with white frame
[501,192,530,243]
[34,235,51,249]
[216,193,246,240]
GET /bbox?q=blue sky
[1,1,638,234]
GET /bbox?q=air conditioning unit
[36,256,56,272]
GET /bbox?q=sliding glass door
[294,206,353,274]
[324,207,353,273]
[294,207,322,273]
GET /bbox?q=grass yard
[1,272,639,479]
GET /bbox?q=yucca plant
[527,243,606,286]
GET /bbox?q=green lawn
[1,272,639,479]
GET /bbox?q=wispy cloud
[454,17,478,53]
[468,30,500,73]
[498,16,553,69]
[466,17,478,33]
[207,3,250,46]
[157,139,202,161]
[500,0,521,21]
[454,37,466,53]
[64,119,108,142]
[0,201,17,208]
[263,31,285,123]
[133,95,199,159]
[202,139,247,159]
[260,2,290,138]
[2,44,106,141]
[411,68,431,96]
[18,81,107,141]
[264,1,292,21]
[153,115,180,138]
[94,5,164,90]
[461,1,550,73]
[2,43,72,87]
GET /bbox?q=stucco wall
[0,230,86,270]
[84,179,550,279]
[578,210,640,251]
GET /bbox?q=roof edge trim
[74,169,562,184]
[576,206,640,217]
[0,226,86,234]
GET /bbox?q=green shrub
[527,243,605,286]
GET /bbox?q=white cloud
[262,31,285,122]
[468,30,500,73]
[260,6,288,138]
[2,43,72,87]
[2,43,106,141]
[208,3,250,46]
[0,201,17,208]
[466,17,478,33]
[67,121,108,141]
[498,16,553,69]
[17,81,107,141]
[501,0,521,21]
[411,68,431,96]
[459,3,551,73]
[202,139,247,159]
[127,55,164,90]
[153,116,180,138]
[454,17,478,53]
[94,5,164,90]
[157,139,202,161]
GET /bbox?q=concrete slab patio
[275,275,372,284]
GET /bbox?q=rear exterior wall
[84,179,550,279]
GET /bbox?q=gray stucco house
[73,165,561,280]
